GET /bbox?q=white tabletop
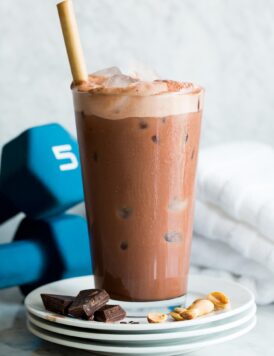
[0,287,273,356]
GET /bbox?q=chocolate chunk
[68,289,109,319]
[164,231,182,243]
[94,305,126,323]
[41,294,75,316]
[151,135,160,144]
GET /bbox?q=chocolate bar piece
[94,305,126,323]
[41,294,75,315]
[68,289,109,319]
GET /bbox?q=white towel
[190,235,274,305]
[197,142,274,243]
[194,200,274,272]
[192,142,274,304]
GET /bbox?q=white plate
[27,304,256,344]
[27,316,256,355]
[25,274,255,333]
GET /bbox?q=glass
[73,85,204,301]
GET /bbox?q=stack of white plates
[25,275,256,355]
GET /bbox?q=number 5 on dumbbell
[0,123,84,223]
[52,144,79,171]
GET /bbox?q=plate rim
[27,304,256,341]
[27,317,256,354]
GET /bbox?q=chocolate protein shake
[73,69,204,301]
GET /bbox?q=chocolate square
[94,304,126,323]
[68,289,109,319]
[41,294,75,315]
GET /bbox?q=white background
[1,0,274,239]
[1,3,274,353]
[1,0,274,148]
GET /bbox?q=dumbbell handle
[0,238,90,289]
[0,240,44,288]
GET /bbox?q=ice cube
[151,135,160,144]
[139,121,149,129]
[168,199,188,212]
[120,241,128,250]
[105,74,138,88]
[92,66,122,77]
[122,61,159,81]
[117,207,132,219]
[164,232,182,243]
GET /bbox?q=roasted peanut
[147,312,168,323]
[181,299,214,320]
[174,307,187,314]
[170,311,185,321]
[206,291,230,310]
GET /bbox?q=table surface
[0,287,273,356]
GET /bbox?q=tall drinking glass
[73,77,204,301]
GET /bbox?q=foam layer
[72,72,204,119]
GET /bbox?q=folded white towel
[197,142,274,243]
[190,235,274,305]
[191,142,274,304]
[194,200,274,272]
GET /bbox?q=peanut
[147,312,168,323]
[170,311,185,321]
[174,307,187,314]
[181,299,214,320]
[206,291,230,310]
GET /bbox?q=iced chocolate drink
[72,68,204,301]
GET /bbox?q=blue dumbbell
[0,123,84,223]
[0,214,92,295]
